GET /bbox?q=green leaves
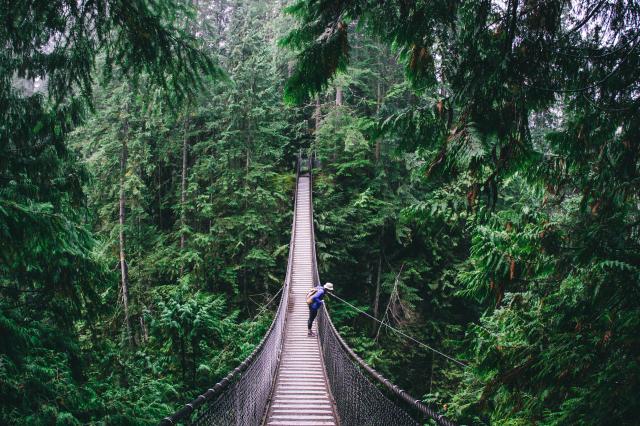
[3,0,639,424]
[281,1,351,103]
[284,1,640,423]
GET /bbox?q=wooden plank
[265,176,338,426]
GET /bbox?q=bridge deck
[265,176,338,426]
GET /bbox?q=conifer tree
[283,1,640,423]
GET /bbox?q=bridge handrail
[159,157,301,425]
[307,158,456,426]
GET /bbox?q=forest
[1,0,639,425]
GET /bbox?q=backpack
[305,288,318,305]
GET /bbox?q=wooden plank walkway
[265,176,338,426]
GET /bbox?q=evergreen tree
[284,1,640,423]
[4,1,638,424]
[1,0,220,423]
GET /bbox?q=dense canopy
[1,0,638,424]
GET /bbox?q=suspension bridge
[160,158,455,426]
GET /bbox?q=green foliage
[1,0,221,105]
[59,0,305,423]
[307,52,474,403]
[151,285,242,387]
[286,1,640,423]
[2,0,238,424]
[4,0,639,424]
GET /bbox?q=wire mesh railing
[158,164,300,426]
[160,154,455,426]
[315,309,457,426]
[308,159,456,426]
[159,248,292,426]
[178,286,289,425]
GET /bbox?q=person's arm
[312,289,325,305]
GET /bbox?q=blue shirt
[310,286,325,310]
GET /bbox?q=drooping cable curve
[308,159,457,426]
[327,292,468,368]
[158,155,456,426]
[157,162,301,426]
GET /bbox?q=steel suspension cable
[307,158,456,426]
[158,157,304,426]
[327,292,468,368]
[251,286,284,320]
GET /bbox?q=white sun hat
[323,282,334,291]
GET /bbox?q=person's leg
[308,306,318,334]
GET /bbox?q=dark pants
[308,306,319,330]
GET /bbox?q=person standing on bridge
[306,282,333,337]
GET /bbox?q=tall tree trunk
[180,119,188,251]
[157,161,162,229]
[192,337,197,387]
[179,0,198,258]
[242,270,249,312]
[180,335,186,384]
[139,315,148,343]
[372,248,382,334]
[179,116,189,276]
[335,86,343,106]
[375,79,382,162]
[314,96,321,132]
[208,192,213,233]
[288,60,294,77]
[119,133,133,346]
